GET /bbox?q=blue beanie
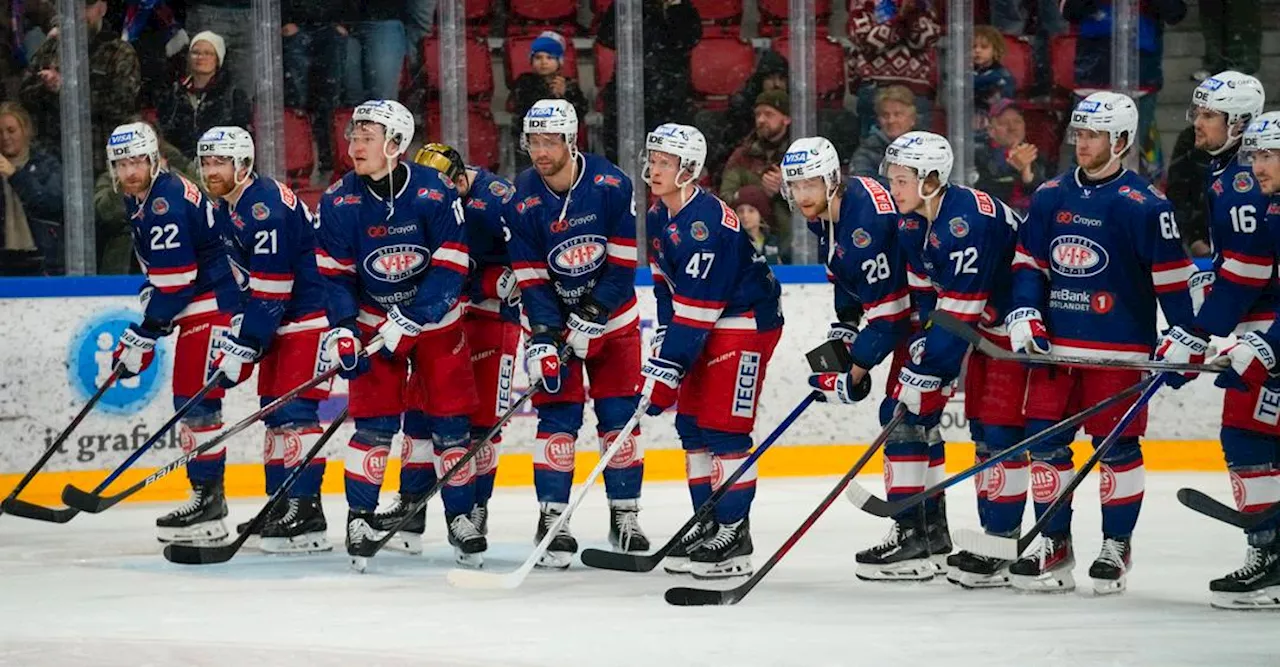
[530,32,565,62]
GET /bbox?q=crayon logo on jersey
[948,217,969,238]
[1050,235,1108,277]
[732,351,762,418]
[364,244,430,282]
[1056,211,1102,227]
[852,227,872,248]
[151,197,169,215]
[550,235,607,276]
[691,221,709,241]
[367,223,418,238]
[252,202,270,220]
[1234,171,1255,193]
[68,308,167,415]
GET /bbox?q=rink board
[0,270,1232,505]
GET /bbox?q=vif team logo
[67,308,168,414]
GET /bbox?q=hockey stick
[580,390,821,573]
[954,374,1168,561]
[0,366,124,520]
[446,397,651,590]
[3,370,223,523]
[929,311,1223,375]
[164,407,350,565]
[1176,488,1280,531]
[62,339,381,514]
[844,376,1156,518]
[665,407,907,606]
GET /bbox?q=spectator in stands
[973,26,1016,118]
[847,0,941,139]
[282,1,347,173]
[849,85,918,180]
[185,0,252,95]
[20,0,139,173]
[0,2,56,101]
[1192,0,1262,81]
[511,31,589,170]
[1165,126,1212,256]
[92,124,194,274]
[704,49,789,180]
[974,100,1047,214]
[0,102,62,275]
[1061,0,1186,180]
[733,184,782,265]
[720,90,792,261]
[120,0,190,109]
[156,31,251,159]
[341,2,408,104]
[598,0,701,163]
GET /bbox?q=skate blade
[156,520,229,545]
[535,551,574,570]
[453,548,485,569]
[662,556,693,575]
[1210,587,1280,610]
[260,533,333,555]
[855,559,935,582]
[381,532,424,556]
[1011,571,1076,593]
[945,567,1011,589]
[929,554,950,575]
[1090,576,1127,596]
[349,555,371,573]
[690,555,753,580]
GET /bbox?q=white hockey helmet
[1187,71,1267,155]
[1069,91,1139,156]
[780,136,841,209]
[348,99,415,158]
[106,122,161,191]
[196,126,255,188]
[521,99,579,156]
[880,131,954,199]
[1240,111,1280,163]
[642,123,707,188]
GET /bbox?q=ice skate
[1010,535,1075,593]
[608,499,650,553]
[855,520,935,582]
[156,480,228,544]
[371,493,426,555]
[260,497,332,555]
[946,549,1013,589]
[534,502,578,570]
[346,510,385,572]
[1088,537,1132,596]
[689,519,753,580]
[663,518,715,575]
[447,513,487,568]
[1210,544,1280,610]
[470,503,489,536]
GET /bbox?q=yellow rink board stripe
[0,440,1227,505]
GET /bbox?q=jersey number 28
[862,252,891,283]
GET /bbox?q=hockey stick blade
[164,408,350,565]
[842,376,1153,517]
[1177,488,1280,531]
[663,409,907,606]
[448,399,649,590]
[928,311,1221,374]
[0,498,79,523]
[580,391,820,573]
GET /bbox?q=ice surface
[0,473,1274,667]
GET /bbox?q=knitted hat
[190,30,226,67]
[733,184,775,229]
[530,31,566,63]
[754,89,790,116]
[989,98,1023,118]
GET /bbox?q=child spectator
[510,31,589,170]
[733,185,781,265]
[973,25,1016,118]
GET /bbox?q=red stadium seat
[771,35,847,101]
[465,0,493,23]
[1001,37,1033,96]
[425,103,501,172]
[422,37,494,99]
[930,107,948,135]
[140,107,158,125]
[283,108,315,189]
[503,35,580,88]
[689,38,755,110]
[509,0,577,34]
[757,0,832,36]
[1051,33,1078,93]
[691,0,743,36]
[594,42,616,90]
[331,107,354,175]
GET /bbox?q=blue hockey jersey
[509,153,638,334]
[646,187,783,372]
[1191,151,1277,337]
[219,176,329,349]
[315,163,470,331]
[1013,168,1197,360]
[908,185,1022,381]
[811,176,912,370]
[464,167,519,323]
[126,170,238,329]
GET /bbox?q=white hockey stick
[446,397,650,590]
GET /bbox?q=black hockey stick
[61,340,379,514]
[164,407,350,565]
[3,371,222,523]
[665,407,907,606]
[844,376,1155,518]
[581,390,821,573]
[955,374,1168,561]
[1,366,123,520]
[929,311,1222,374]
[1177,488,1280,531]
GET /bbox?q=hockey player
[1010,92,1198,594]
[371,142,520,554]
[196,126,334,554]
[105,122,240,543]
[878,131,1028,587]
[642,123,783,579]
[1206,109,1280,609]
[314,100,486,567]
[508,99,647,569]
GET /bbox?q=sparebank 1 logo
[67,308,168,414]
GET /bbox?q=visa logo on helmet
[109,132,136,146]
[527,106,561,119]
[1077,100,1102,113]
[1202,77,1227,91]
[782,151,808,166]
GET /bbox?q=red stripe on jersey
[1051,337,1152,353]
[672,294,728,309]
